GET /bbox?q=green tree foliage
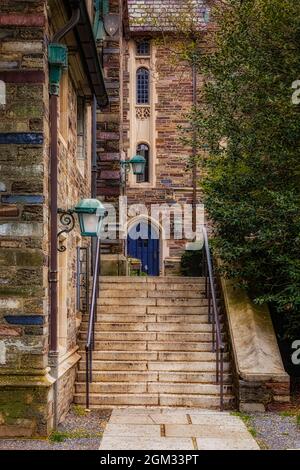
[189,0,300,337]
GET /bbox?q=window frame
[136,142,150,183]
[136,39,151,57]
[136,67,150,105]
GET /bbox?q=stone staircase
[74,276,235,409]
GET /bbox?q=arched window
[136,39,150,56]
[136,143,149,183]
[136,68,149,104]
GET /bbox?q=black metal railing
[202,226,225,411]
[85,237,101,409]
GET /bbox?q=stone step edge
[77,358,230,365]
[75,381,231,387]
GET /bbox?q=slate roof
[127,0,210,33]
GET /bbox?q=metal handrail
[85,237,101,409]
[202,226,225,411]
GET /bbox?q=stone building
[0,0,290,437]
[0,0,108,436]
[98,0,210,276]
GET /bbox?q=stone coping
[221,278,289,383]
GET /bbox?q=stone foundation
[0,371,54,437]
[56,348,81,424]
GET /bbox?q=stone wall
[96,0,123,258]
[0,0,53,437]
[0,0,92,436]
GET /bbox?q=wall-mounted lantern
[120,155,146,176]
[74,198,106,238]
[57,198,107,252]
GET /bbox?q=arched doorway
[127,220,160,276]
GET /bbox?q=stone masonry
[0,0,94,436]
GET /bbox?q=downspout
[48,6,80,428]
[192,61,197,233]
[91,95,97,274]
[92,95,97,199]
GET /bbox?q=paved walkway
[99,408,260,450]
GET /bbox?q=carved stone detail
[136,106,150,120]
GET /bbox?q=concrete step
[148,361,230,372]
[79,331,221,342]
[96,306,148,314]
[81,314,219,324]
[79,331,158,342]
[73,393,234,408]
[97,298,210,306]
[78,342,217,353]
[147,342,218,352]
[99,276,206,283]
[81,315,157,323]
[147,306,216,315]
[97,295,212,309]
[78,350,225,363]
[159,394,235,408]
[147,291,206,299]
[156,314,223,323]
[74,393,160,406]
[78,359,230,373]
[99,282,207,291]
[99,289,206,299]
[77,371,159,382]
[78,360,151,371]
[157,371,232,383]
[78,341,150,351]
[147,383,232,395]
[79,322,218,333]
[76,370,232,383]
[76,275,231,411]
[74,382,232,395]
[75,382,148,394]
[98,298,157,306]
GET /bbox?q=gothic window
[136,39,150,56]
[136,143,149,183]
[136,67,150,105]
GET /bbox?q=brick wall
[124,38,203,266]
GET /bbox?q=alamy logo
[291,80,300,105]
[291,339,300,365]
[0,80,5,106]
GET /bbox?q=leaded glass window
[136,143,149,183]
[136,39,150,56]
[136,68,149,104]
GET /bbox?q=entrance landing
[99,408,260,450]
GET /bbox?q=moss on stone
[15,250,44,267]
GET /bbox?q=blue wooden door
[127,222,160,276]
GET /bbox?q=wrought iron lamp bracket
[57,208,75,252]
[120,160,131,174]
